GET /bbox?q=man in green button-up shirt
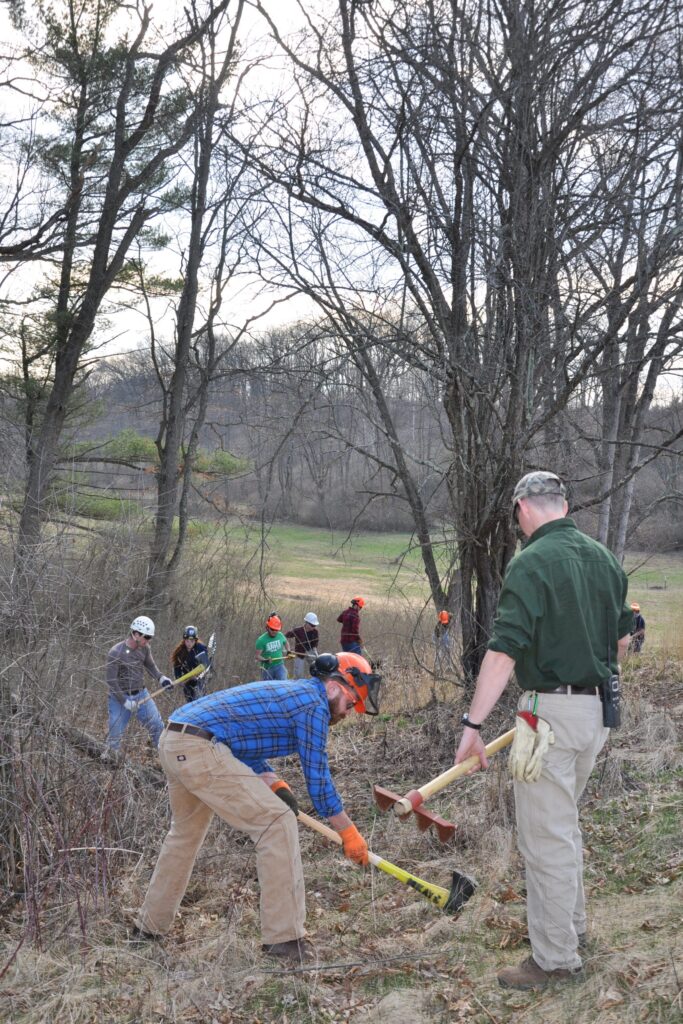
[454,471,632,991]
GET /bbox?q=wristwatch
[461,713,482,731]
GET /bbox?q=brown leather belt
[166,721,214,741]
[542,685,599,696]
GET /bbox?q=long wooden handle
[393,728,516,815]
[297,811,381,869]
[137,665,205,705]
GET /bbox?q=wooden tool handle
[393,728,516,815]
[419,728,515,798]
[297,810,341,844]
[297,811,381,869]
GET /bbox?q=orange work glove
[338,824,369,866]
[270,780,299,815]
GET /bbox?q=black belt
[125,689,142,697]
[539,685,599,696]
[166,722,215,741]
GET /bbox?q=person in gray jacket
[103,615,172,757]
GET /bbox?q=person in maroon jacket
[337,596,364,654]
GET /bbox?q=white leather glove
[124,698,139,712]
[509,711,555,783]
[160,676,173,689]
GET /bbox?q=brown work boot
[261,938,315,964]
[498,955,583,990]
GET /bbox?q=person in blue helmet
[171,625,210,702]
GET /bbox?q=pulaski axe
[373,728,516,842]
[297,810,475,914]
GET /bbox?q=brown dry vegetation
[1,658,681,1023]
[1,534,682,1023]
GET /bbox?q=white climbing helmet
[304,612,319,626]
[130,615,155,638]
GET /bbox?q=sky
[0,0,323,363]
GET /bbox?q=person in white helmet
[285,612,320,678]
[103,616,172,757]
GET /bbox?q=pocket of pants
[161,738,215,782]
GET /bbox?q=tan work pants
[514,691,608,971]
[136,729,306,945]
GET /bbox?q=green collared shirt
[488,518,633,691]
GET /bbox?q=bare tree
[238,0,683,678]
[143,0,248,609]
[7,0,235,558]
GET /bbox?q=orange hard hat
[333,651,382,715]
[631,603,640,612]
[351,596,365,608]
[266,614,282,630]
[438,611,450,624]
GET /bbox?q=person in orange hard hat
[629,603,646,654]
[134,653,377,964]
[329,651,382,716]
[337,596,365,654]
[256,614,291,680]
[434,610,454,674]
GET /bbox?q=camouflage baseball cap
[512,471,566,506]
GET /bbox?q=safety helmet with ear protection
[310,653,339,677]
[333,652,382,715]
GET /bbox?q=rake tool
[297,810,475,915]
[373,728,516,842]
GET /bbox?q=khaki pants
[136,729,306,945]
[514,691,608,971]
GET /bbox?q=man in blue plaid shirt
[134,653,381,964]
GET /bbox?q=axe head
[444,870,477,914]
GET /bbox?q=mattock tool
[373,728,516,842]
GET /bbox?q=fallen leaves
[597,987,625,1009]
[483,909,528,949]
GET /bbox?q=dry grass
[2,653,681,1023]
[1,536,682,1023]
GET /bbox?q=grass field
[624,551,683,654]
[219,521,435,595]
[212,522,683,649]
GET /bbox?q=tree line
[1,0,682,680]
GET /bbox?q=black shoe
[261,938,314,963]
[129,925,158,942]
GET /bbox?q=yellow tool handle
[297,811,449,902]
[137,664,205,705]
[392,728,516,816]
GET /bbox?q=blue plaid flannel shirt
[169,678,343,818]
